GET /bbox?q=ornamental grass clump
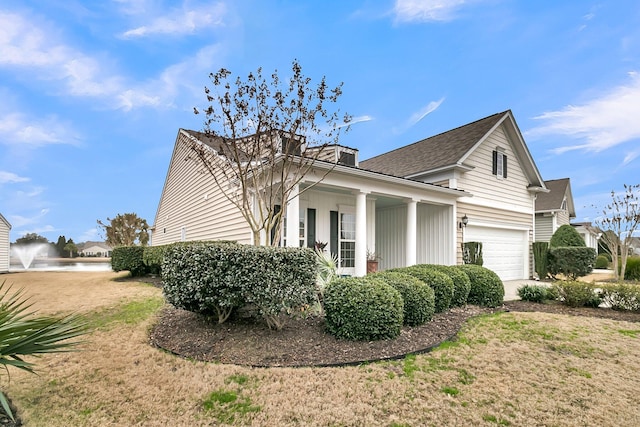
[372,271,435,326]
[323,277,403,341]
[456,264,504,308]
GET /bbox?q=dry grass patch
[3,272,640,426]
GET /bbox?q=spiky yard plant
[0,281,87,420]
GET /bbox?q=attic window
[338,151,356,166]
[492,149,507,179]
[561,199,567,211]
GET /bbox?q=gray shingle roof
[535,178,570,211]
[360,111,508,177]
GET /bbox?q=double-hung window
[339,211,356,268]
[492,148,507,179]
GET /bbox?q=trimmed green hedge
[549,224,586,247]
[391,266,454,313]
[373,271,435,326]
[456,265,504,308]
[418,264,471,307]
[111,246,147,277]
[323,277,404,341]
[162,242,317,329]
[595,254,609,269]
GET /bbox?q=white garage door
[464,226,527,281]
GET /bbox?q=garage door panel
[465,226,527,281]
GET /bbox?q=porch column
[355,191,368,277]
[406,199,417,267]
[285,184,299,247]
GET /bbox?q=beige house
[152,110,547,280]
[0,214,10,273]
[534,178,575,242]
[79,242,112,257]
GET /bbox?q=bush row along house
[152,110,596,281]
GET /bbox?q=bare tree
[97,213,150,247]
[594,184,640,280]
[192,60,350,246]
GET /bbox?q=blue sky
[1,0,639,243]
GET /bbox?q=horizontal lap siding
[0,221,9,272]
[535,215,553,242]
[459,126,532,212]
[152,134,251,246]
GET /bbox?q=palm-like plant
[0,281,87,421]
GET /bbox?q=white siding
[375,203,454,270]
[417,204,454,265]
[152,132,252,246]
[376,205,406,271]
[0,215,9,272]
[458,126,533,213]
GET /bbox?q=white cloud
[393,0,471,23]
[117,43,224,110]
[0,171,29,184]
[528,72,640,154]
[78,227,100,242]
[622,151,639,166]
[121,3,226,38]
[407,98,445,127]
[9,208,50,228]
[0,10,126,100]
[0,112,81,147]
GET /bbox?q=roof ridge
[362,110,509,163]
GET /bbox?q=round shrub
[396,267,454,313]
[549,224,586,247]
[457,265,504,308]
[595,254,609,269]
[420,265,471,307]
[373,271,435,326]
[323,277,403,341]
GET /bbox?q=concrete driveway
[502,269,615,301]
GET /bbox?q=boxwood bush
[456,265,504,308]
[595,254,610,269]
[323,277,403,341]
[142,245,168,275]
[373,271,435,326]
[392,267,454,313]
[111,246,147,277]
[419,264,471,307]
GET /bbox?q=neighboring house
[0,214,10,273]
[79,242,112,257]
[571,222,601,251]
[534,178,576,242]
[152,110,547,280]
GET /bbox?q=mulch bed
[148,299,640,368]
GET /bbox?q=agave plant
[0,281,87,420]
